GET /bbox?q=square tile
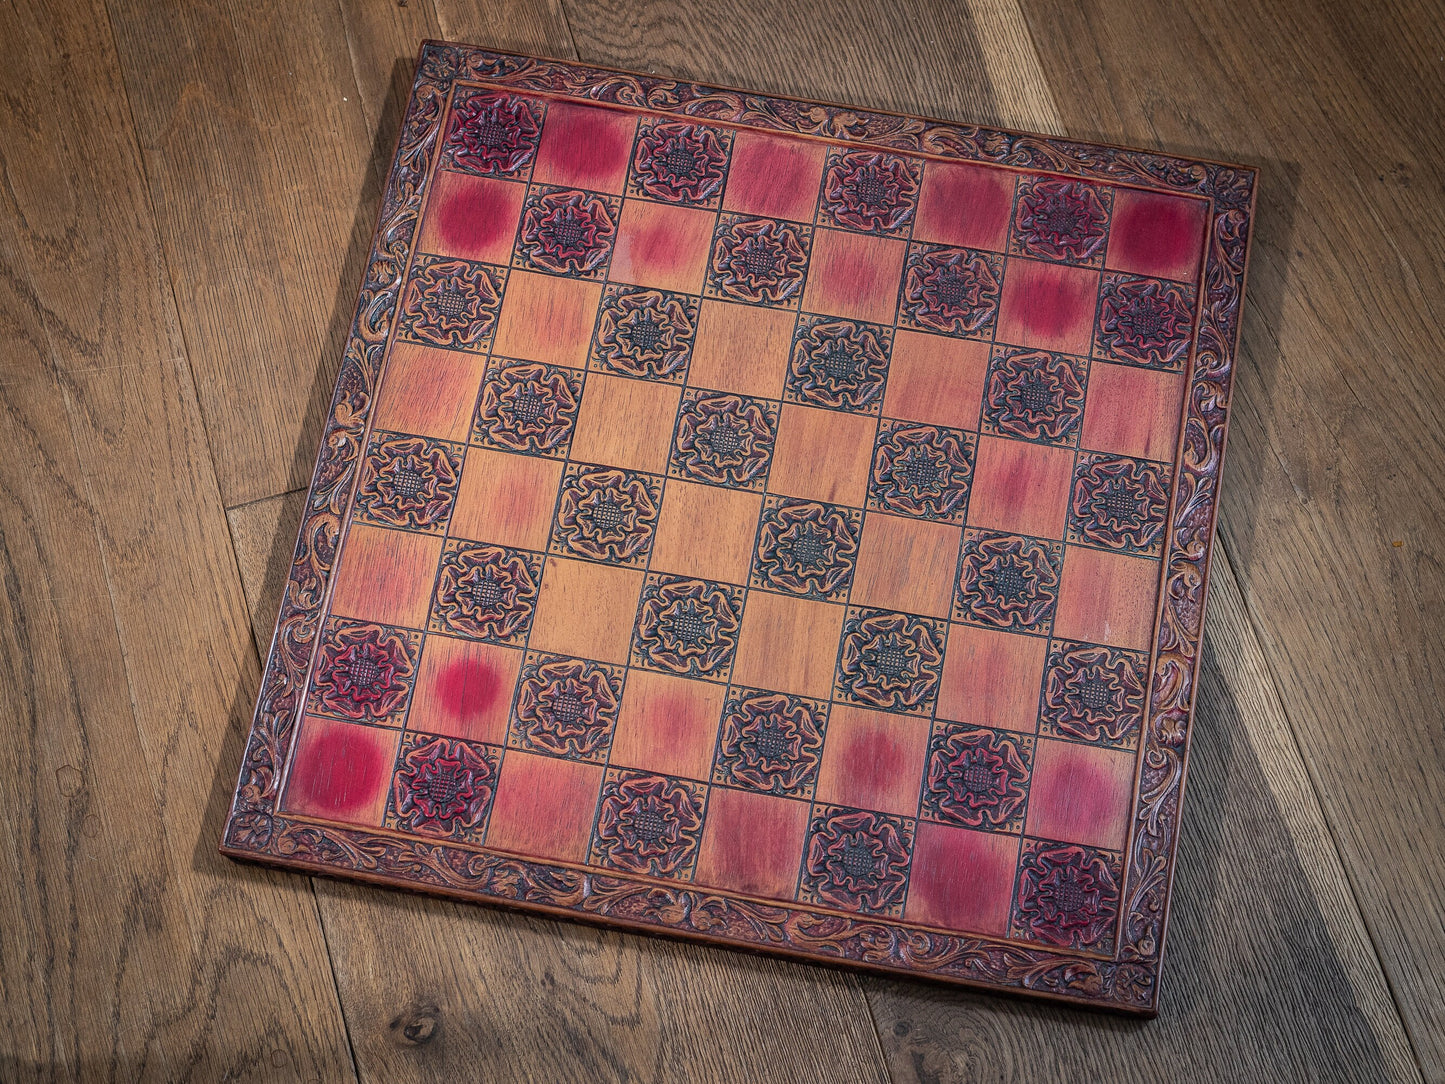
[768,404,877,506]
[484,750,604,862]
[386,732,501,841]
[687,300,795,399]
[866,421,975,523]
[513,185,620,279]
[651,479,763,585]
[281,715,399,826]
[814,705,929,817]
[509,651,625,762]
[785,315,892,414]
[1094,273,1196,371]
[612,199,716,293]
[1039,639,1148,748]
[981,347,1089,446]
[353,431,463,534]
[799,804,914,916]
[921,722,1033,833]
[589,284,699,382]
[1025,738,1135,851]
[705,214,813,308]
[429,540,542,645]
[1105,187,1209,284]
[417,170,526,265]
[329,524,442,630]
[550,463,662,567]
[532,101,636,195]
[914,160,1015,252]
[732,590,846,699]
[374,343,487,444]
[954,529,1063,635]
[996,258,1099,356]
[966,435,1075,540]
[492,270,603,368]
[589,768,707,879]
[307,617,422,726]
[1054,546,1160,652]
[611,667,727,780]
[905,821,1018,935]
[473,358,584,459]
[713,687,829,798]
[1067,452,1172,556]
[898,243,1003,339]
[851,512,960,618]
[751,496,861,601]
[529,556,643,664]
[1008,177,1113,266]
[408,634,522,745]
[397,254,506,354]
[1080,361,1185,461]
[834,607,946,716]
[802,228,906,324]
[631,573,744,681]
[816,148,921,236]
[450,447,563,551]
[695,788,811,900]
[669,389,778,490]
[722,129,827,222]
[936,623,1048,732]
[1011,838,1123,953]
[441,89,544,178]
[881,331,988,431]
[627,120,734,207]
[570,372,681,475]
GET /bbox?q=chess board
[222,41,1256,1013]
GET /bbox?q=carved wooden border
[221,40,1256,1014]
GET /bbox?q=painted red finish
[1106,187,1209,284]
[282,716,396,825]
[996,258,1100,355]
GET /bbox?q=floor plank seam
[310,880,364,1084]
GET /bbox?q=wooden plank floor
[1,0,1440,1079]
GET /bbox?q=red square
[882,331,988,431]
[532,102,636,195]
[722,129,827,222]
[408,634,522,745]
[373,343,486,444]
[803,228,907,324]
[1081,361,1185,461]
[904,822,1017,935]
[329,524,442,629]
[814,705,928,817]
[967,435,1074,540]
[1025,738,1135,851]
[493,271,603,368]
[695,788,811,900]
[485,750,603,862]
[914,161,1015,252]
[937,624,1047,732]
[1106,188,1208,284]
[611,200,716,293]
[1055,546,1160,652]
[996,258,1099,356]
[282,715,398,826]
[417,170,525,265]
[610,669,727,781]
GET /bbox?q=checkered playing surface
[281,86,1207,954]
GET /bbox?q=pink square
[803,228,907,324]
[915,161,1015,252]
[905,822,1018,934]
[282,715,399,827]
[967,435,1075,540]
[1106,188,1209,284]
[611,200,716,293]
[814,706,929,817]
[417,171,525,265]
[1025,739,1135,851]
[485,750,603,862]
[1081,362,1185,461]
[723,129,827,222]
[695,788,811,901]
[532,102,637,195]
[997,258,1099,356]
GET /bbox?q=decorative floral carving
[590,770,707,878]
[633,574,743,680]
[835,608,945,715]
[1010,178,1112,265]
[955,530,1063,633]
[388,733,499,839]
[868,422,975,521]
[1040,641,1148,747]
[429,541,540,645]
[899,243,1002,338]
[669,390,778,489]
[1068,453,1171,555]
[800,805,914,916]
[442,89,543,177]
[354,432,462,532]
[629,120,732,205]
[922,724,1032,833]
[590,285,699,381]
[751,497,860,601]
[551,465,661,566]
[510,653,623,762]
[514,186,619,278]
[713,687,829,797]
[307,619,421,726]
[398,254,504,352]
[473,359,582,458]
[1012,841,1123,953]
[818,149,921,235]
[786,316,892,413]
[706,215,812,307]
[1096,273,1196,370]
[982,348,1088,445]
